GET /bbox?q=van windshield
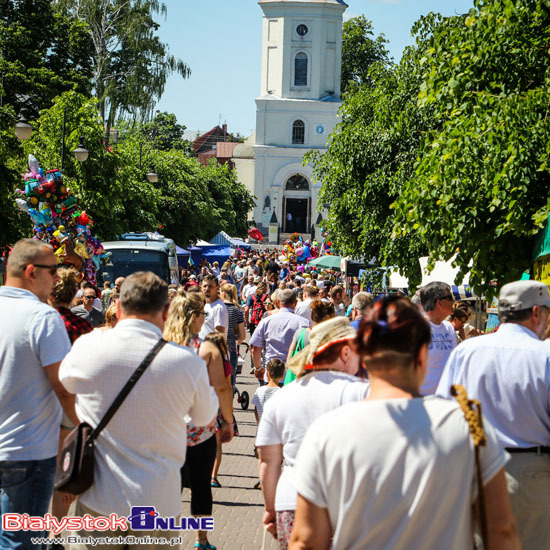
[96,248,170,286]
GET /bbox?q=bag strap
[294,328,306,355]
[451,384,488,548]
[89,338,167,442]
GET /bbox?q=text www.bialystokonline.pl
[31,535,185,547]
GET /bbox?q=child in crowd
[252,358,285,422]
[252,358,285,490]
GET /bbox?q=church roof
[259,0,347,5]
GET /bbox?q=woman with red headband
[290,296,519,550]
[255,317,370,549]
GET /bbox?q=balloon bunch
[280,233,319,264]
[15,155,110,286]
[320,229,332,255]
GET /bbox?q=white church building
[233,0,347,243]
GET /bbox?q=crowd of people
[0,238,548,550]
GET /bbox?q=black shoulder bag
[54,338,167,495]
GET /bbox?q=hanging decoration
[15,154,110,287]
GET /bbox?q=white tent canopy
[387,257,477,299]
[419,256,471,287]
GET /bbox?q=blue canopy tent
[210,231,251,251]
[199,244,232,265]
[175,245,190,267]
[187,246,203,271]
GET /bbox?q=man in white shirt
[199,274,228,340]
[294,286,319,326]
[419,281,457,394]
[0,239,74,550]
[437,280,550,550]
[59,272,218,546]
[241,275,258,302]
[233,261,247,297]
[330,285,346,317]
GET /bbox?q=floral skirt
[276,510,295,550]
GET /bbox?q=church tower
[253,0,347,241]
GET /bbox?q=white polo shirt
[0,287,71,460]
[59,319,218,517]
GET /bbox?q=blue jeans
[0,456,57,549]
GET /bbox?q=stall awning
[210,231,251,250]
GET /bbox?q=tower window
[292,120,305,144]
[294,53,308,86]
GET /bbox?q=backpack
[250,294,268,326]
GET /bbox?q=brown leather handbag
[54,339,167,494]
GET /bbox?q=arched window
[292,120,305,144]
[294,52,308,86]
[285,174,309,191]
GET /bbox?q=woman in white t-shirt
[290,296,520,550]
[256,317,370,549]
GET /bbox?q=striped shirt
[252,386,280,420]
[224,302,244,353]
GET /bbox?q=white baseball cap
[498,280,550,312]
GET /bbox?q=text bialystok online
[2,507,214,535]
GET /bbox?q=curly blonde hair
[51,267,79,306]
[163,289,205,346]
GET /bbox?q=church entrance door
[284,197,309,234]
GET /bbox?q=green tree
[21,91,124,239]
[340,15,390,95]
[0,104,32,252]
[52,0,190,132]
[139,111,190,152]
[310,16,439,287]
[394,0,550,292]
[0,0,93,115]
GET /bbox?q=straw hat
[287,317,356,378]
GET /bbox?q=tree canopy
[315,0,550,294]
[340,15,390,95]
[5,92,254,249]
[51,0,190,131]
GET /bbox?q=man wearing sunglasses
[418,281,457,395]
[71,287,105,328]
[0,239,76,549]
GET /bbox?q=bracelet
[254,366,264,371]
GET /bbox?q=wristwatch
[254,365,264,371]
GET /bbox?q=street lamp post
[14,108,33,140]
[72,136,89,163]
[60,107,89,170]
[139,142,158,183]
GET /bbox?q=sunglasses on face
[83,295,96,300]
[31,264,59,276]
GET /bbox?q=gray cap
[254,276,262,284]
[498,280,550,312]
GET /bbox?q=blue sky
[155,0,475,137]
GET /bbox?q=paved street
[178,358,267,549]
